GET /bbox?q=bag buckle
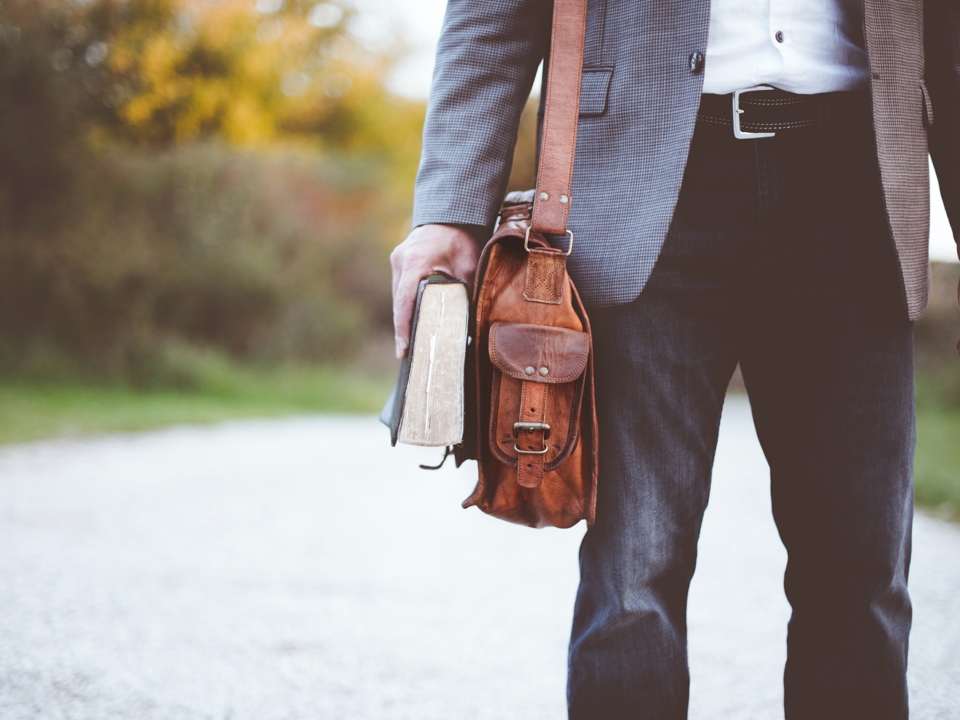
[513,422,551,440]
[513,422,551,454]
[525,226,574,255]
[733,86,776,139]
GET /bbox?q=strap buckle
[514,443,550,455]
[525,226,574,255]
[513,422,551,440]
[732,86,776,140]
[513,422,550,455]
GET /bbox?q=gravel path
[1,396,957,719]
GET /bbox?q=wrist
[419,223,489,246]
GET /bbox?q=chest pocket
[580,68,614,117]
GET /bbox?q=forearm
[926,0,960,257]
[413,0,551,232]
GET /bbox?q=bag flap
[489,322,589,383]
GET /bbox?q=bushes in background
[916,263,960,372]
[0,145,400,383]
[0,0,423,385]
[915,262,960,407]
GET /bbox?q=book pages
[399,283,468,446]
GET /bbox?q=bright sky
[373,0,957,262]
[352,0,447,100]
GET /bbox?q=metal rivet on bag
[538,192,549,201]
[539,367,549,376]
[559,195,568,204]
[525,366,535,375]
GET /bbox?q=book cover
[381,278,469,447]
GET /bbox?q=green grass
[0,355,956,522]
[913,366,960,520]
[914,404,960,520]
[0,364,394,446]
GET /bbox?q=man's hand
[391,224,482,359]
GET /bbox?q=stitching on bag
[518,381,548,485]
[475,244,500,328]
[543,373,584,472]
[524,251,565,304]
[563,2,587,228]
[489,324,590,383]
[533,0,585,232]
[488,369,519,469]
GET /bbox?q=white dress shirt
[702,0,871,95]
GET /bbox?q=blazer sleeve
[412,0,552,232]
[925,0,960,258]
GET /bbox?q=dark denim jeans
[568,99,915,720]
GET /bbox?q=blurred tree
[79,0,424,172]
[0,0,94,229]
[0,0,423,377]
[0,0,425,176]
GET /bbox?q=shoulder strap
[530,0,588,236]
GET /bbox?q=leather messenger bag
[453,0,598,529]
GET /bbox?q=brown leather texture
[490,360,580,469]
[523,249,566,304]
[490,323,589,383]
[452,0,595,528]
[530,0,587,235]
[516,381,549,488]
[460,197,599,529]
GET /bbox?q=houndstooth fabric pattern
[413,0,959,320]
[413,0,554,232]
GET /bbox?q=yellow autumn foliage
[84,0,423,172]
[0,0,426,373]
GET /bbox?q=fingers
[390,238,417,359]
[393,268,421,359]
[452,243,481,291]
[390,224,483,359]
[390,243,404,301]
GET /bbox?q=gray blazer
[412,0,960,320]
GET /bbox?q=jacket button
[688,51,704,73]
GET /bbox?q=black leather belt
[697,86,869,139]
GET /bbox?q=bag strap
[530,0,588,237]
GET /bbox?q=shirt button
[775,31,784,43]
[688,51,704,73]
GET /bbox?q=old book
[380,278,469,447]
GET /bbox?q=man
[390,0,959,717]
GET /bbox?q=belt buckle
[733,86,776,140]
